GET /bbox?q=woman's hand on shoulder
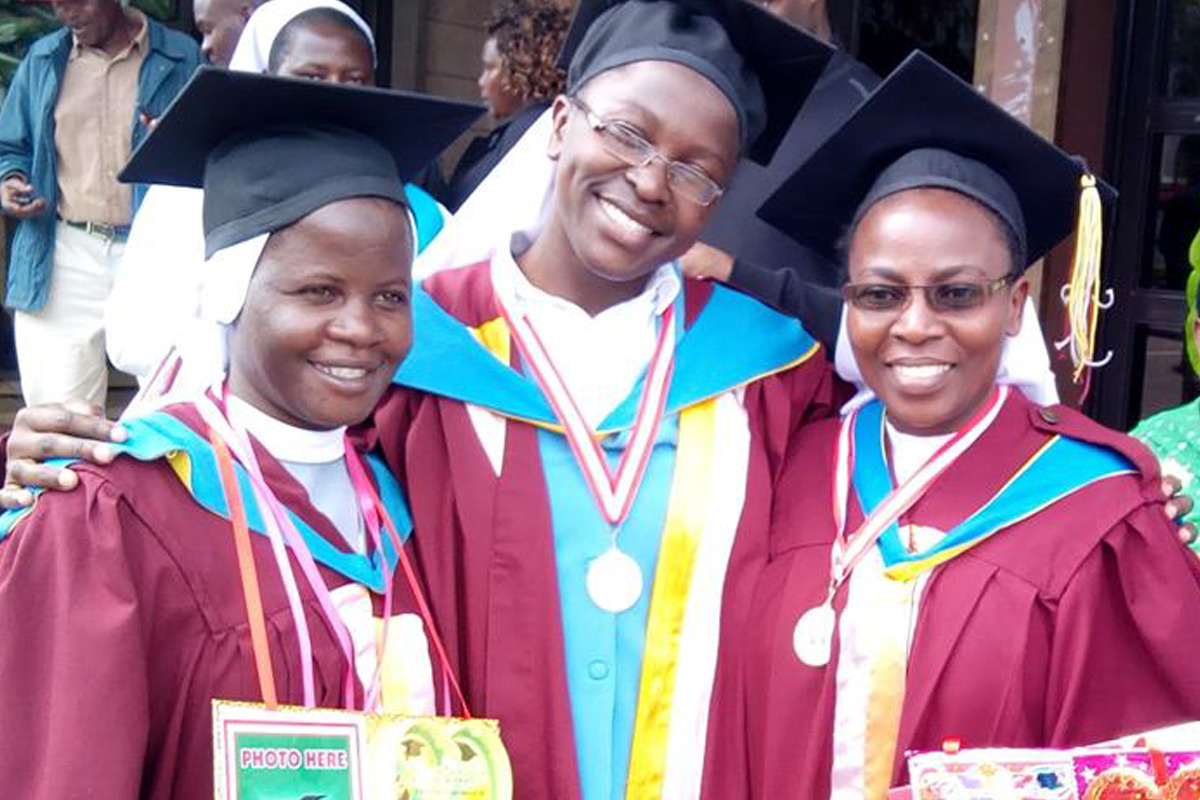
[1,401,127,508]
[681,242,735,283]
[1161,473,1198,546]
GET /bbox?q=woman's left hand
[1162,474,1198,546]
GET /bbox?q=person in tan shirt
[0,0,201,408]
[53,5,145,229]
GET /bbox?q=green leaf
[0,16,58,46]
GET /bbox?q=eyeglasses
[842,276,1016,314]
[569,96,725,206]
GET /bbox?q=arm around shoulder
[727,260,844,351]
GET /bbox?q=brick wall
[387,0,495,175]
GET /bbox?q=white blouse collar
[224,392,347,465]
[492,228,680,321]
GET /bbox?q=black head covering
[119,68,484,257]
[758,51,1116,269]
[559,0,832,164]
[198,124,406,257]
[855,147,1027,264]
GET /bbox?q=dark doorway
[357,0,395,88]
[1092,0,1200,428]
[838,0,980,82]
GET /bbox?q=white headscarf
[205,0,382,326]
[413,108,557,280]
[228,0,376,73]
[120,0,382,416]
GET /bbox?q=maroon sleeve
[797,356,853,430]
[785,350,853,443]
[365,384,421,486]
[1045,501,1200,745]
[0,479,165,796]
[747,351,850,483]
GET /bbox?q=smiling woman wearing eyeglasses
[702,52,1200,800]
[376,4,839,796]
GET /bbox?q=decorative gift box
[906,723,1200,800]
[908,747,1079,799]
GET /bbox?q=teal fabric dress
[1132,396,1200,545]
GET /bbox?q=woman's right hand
[2,402,127,508]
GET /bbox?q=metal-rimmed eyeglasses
[842,276,1017,314]
[569,95,726,206]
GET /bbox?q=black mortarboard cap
[758,51,1115,268]
[558,0,832,164]
[120,68,483,256]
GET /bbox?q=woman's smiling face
[227,197,413,431]
[847,187,1029,436]
[543,60,740,288]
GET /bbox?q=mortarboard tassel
[1055,174,1113,398]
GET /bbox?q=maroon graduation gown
[371,264,846,800]
[0,405,425,800]
[701,391,1200,798]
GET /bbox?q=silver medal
[792,603,836,667]
[586,547,644,613]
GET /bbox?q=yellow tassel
[1056,174,1113,384]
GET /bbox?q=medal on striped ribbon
[793,386,1009,667]
[501,301,677,613]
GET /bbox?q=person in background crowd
[442,0,571,211]
[194,0,269,66]
[1185,229,1200,398]
[702,53,1200,800]
[104,0,447,407]
[0,0,201,408]
[84,0,266,416]
[0,70,477,800]
[221,0,372,76]
[1133,242,1200,542]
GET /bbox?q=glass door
[1094,0,1200,428]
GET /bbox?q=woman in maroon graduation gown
[369,3,838,798]
[0,73,475,799]
[701,53,1200,800]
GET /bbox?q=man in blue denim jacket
[0,0,200,408]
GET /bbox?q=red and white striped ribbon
[500,302,677,527]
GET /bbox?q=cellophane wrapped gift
[906,722,1200,800]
